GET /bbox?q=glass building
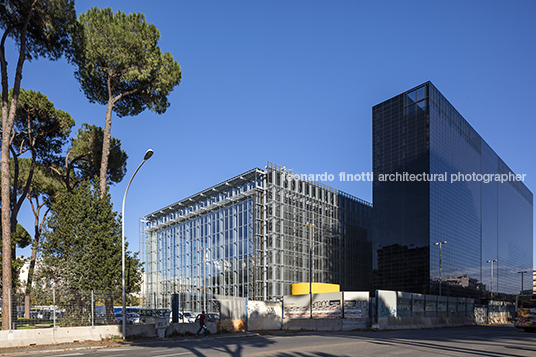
[141,162,372,311]
[372,82,533,301]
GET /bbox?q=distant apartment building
[142,162,372,311]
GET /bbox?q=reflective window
[373,82,533,300]
[416,86,426,101]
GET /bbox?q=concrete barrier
[126,322,217,338]
[248,301,283,331]
[0,325,122,348]
[282,318,370,331]
[217,318,246,332]
[373,316,476,330]
[0,322,221,348]
[166,322,217,336]
[127,323,158,338]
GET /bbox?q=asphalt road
[8,324,536,357]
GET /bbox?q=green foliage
[1,1,77,329]
[0,255,27,290]
[41,178,141,291]
[39,181,142,325]
[40,181,142,292]
[0,224,30,289]
[0,89,75,169]
[105,335,124,343]
[0,89,74,215]
[0,222,31,249]
[16,158,63,204]
[10,89,75,165]
[0,0,77,62]
[13,223,31,249]
[72,7,182,117]
[67,124,127,186]
[71,6,179,196]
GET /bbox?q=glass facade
[143,169,263,311]
[265,162,373,298]
[142,163,373,311]
[373,82,533,301]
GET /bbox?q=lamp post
[486,259,498,299]
[305,222,315,319]
[122,149,153,337]
[200,247,209,313]
[518,271,528,293]
[434,241,447,296]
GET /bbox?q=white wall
[0,325,121,348]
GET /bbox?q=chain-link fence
[139,291,247,320]
[2,289,249,330]
[2,289,142,329]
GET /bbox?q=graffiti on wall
[312,299,341,318]
[344,299,369,318]
[284,302,310,319]
[266,305,278,318]
[378,304,396,317]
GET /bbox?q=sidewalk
[0,332,259,356]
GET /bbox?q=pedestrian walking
[195,311,208,337]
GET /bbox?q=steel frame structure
[141,163,372,310]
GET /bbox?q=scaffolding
[265,162,373,299]
[142,168,266,311]
[142,163,372,311]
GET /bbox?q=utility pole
[434,241,447,296]
[306,222,315,319]
[487,259,498,299]
[200,247,209,313]
[518,271,528,293]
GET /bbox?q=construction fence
[1,289,516,331]
[2,289,130,330]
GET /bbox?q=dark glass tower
[372,82,533,300]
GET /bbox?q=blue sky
[9,0,536,267]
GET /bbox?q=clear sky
[8,0,536,267]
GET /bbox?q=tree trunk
[99,96,114,198]
[1,142,13,330]
[105,291,115,325]
[1,91,19,331]
[0,1,34,330]
[24,236,39,319]
[0,35,10,331]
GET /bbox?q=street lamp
[122,149,153,337]
[518,271,528,293]
[486,259,498,299]
[305,222,315,319]
[434,241,447,296]
[200,247,209,313]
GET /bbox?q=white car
[182,311,195,323]
[115,313,140,324]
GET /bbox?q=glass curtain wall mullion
[144,164,372,306]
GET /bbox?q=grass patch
[104,335,124,343]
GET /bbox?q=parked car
[170,311,183,323]
[139,308,171,324]
[182,311,196,323]
[195,313,220,323]
[115,312,140,324]
[37,310,49,319]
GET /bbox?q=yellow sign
[291,283,340,295]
